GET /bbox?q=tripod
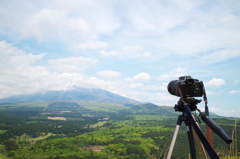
[166,103,218,159]
[166,79,232,158]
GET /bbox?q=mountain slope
[129,103,177,116]
[0,87,140,105]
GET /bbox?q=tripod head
[174,97,201,112]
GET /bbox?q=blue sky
[0,0,240,117]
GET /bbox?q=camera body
[168,76,204,98]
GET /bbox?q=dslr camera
[168,76,204,98]
[168,76,204,111]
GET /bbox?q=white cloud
[205,90,216,95]
[55,73,119,91]
[48,56,98,73]
[128,83,144,89]
[110,88,174,104]
[99,45,152,59]
[199,104,240,117]
[234,80,240,85]
[96,70,121,79]
[159,67,187,81]
[149,92,174,103]
[125,82,165,91]
[125,73,151,82]
[205,78,225,88]
[220,14,240,28]
[20,8,66,41]
[1,1,120,42]
[208,106,239,117]
[199,49,240,64]
[123,0,187,33]
[0,41,53,98]
[0,41,45,66]
[118,0,237,62]
[100,50,120,56]
[143,85,166,91]
[228,90,240,94]
[72,41,109,50]
[122,45,143,53]
[133,73,151,81]
[147,4,240,62]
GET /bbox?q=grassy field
[0,153,10,159]
[90,121,108,128]
[0,101,129,112]
[16,133,53,146]
[0,102,49,110]
[0,130,7,134]
[78,101,129,112]
[133,115,174,120]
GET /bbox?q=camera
[168,76,204,98]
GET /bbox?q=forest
[0,102,239,159]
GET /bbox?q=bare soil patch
[81,145,104,152]
[47,117,67,120]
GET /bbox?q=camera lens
[167,80,180,97]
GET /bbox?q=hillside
[129,103,177,116]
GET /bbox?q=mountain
[0,87,140,105]
[129,103,177,116]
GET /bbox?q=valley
[0,101,238,159]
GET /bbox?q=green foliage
[3,140,19,151]
[0,102,239,159]
[0,153,11,159]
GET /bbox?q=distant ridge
[129,103,177,116]
[0,87,140,105]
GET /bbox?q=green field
[133,115,174,120]
[78,101,129,112]
[0,153,10,159]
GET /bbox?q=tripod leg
[191,115,208,159]
[193,126,208,159]
[185,120,197,159]
[167,116,182,159]
[166,125,181,159]
[184,104,219,159]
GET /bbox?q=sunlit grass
[16,133,53,146]
[132,115,174,120]
[0,130,7,134]
[0,153,10,159]
[90,121,108,128]
[78,101,128,112]
[217,117,239,158]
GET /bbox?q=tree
[3,140,19,151]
